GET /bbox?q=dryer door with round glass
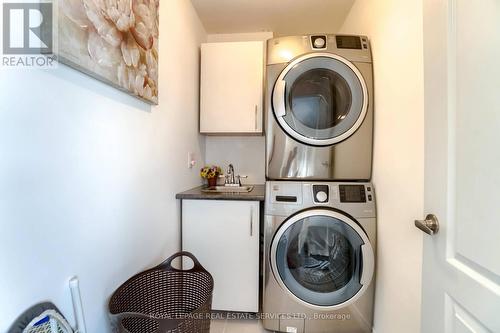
[272,53,368,146]
[270,209,374,310]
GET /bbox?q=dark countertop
[176,184,265,201]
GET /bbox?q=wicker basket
[108,252,214,333]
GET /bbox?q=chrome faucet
[222,164,247,187]
[227,164,236,185]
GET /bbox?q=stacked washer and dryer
[263,35,376,333]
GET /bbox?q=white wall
[340,1,424,333]
[0,0,206,331]
[204,32,273,184]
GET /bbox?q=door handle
[415,214,439,235]
[360,243,375,285]
[273,80,286,117]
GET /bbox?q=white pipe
[69,277,87,333]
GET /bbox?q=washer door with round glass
[272,53,368,146]
[270,209,374,310]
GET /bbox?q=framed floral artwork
[58,0,159,104]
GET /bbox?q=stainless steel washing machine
[266,35,374,180]
[263,181,376,333]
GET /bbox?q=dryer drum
[288,68,353,133]
[272,54,368,146]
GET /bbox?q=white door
[420,0,500,332]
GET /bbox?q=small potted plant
[200,165,222,187]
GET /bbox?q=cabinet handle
[250,206,253,236]
[254,105,258,131]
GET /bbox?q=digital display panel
[339,185,366,203]
[336,36,362,50]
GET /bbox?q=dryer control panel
[310,35,327,49]
[267,34,372,65]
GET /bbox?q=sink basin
[201,185,254,193]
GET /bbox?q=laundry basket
[108,252,214,333]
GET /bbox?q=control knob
[314,38,326,48]
[316,191,328,202]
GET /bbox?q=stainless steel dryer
[263,181,376,333]
[266,35,374,180]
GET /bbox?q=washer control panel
[266,182,376,218]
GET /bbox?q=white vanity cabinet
[181,199,260,312]
[200,41,264,134]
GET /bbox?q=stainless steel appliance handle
[360,243,375,285]
[273,80,286,117]
[415,214,439,235]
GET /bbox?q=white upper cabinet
[200,41,264,134]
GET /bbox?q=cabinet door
[182,200,260,312]
[200,41,264,134]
